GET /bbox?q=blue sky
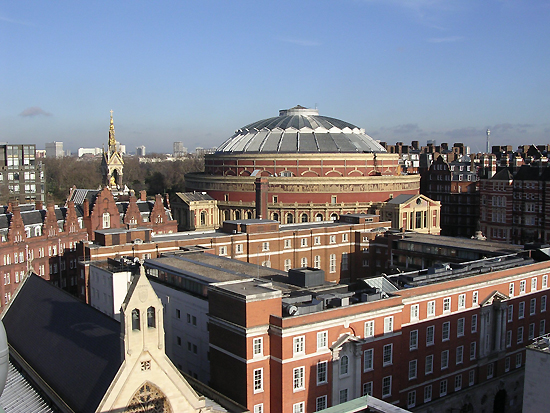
[1,0,549,154]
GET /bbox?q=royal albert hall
[185,106,420,223]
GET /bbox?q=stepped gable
[7,205,26,243]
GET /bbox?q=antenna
[486,129,491,153]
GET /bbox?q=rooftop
[527,333,550,354]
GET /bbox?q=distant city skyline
[1,1,549,154]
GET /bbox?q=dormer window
[147,306,156,328]
[132,309,141,330]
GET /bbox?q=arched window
[272,212,279,222]
[315,213,323,222]
[340,355,349,375]
[200,211,206,226]
[235,211,241,220]
[301,213,308,223]
[132,309,140,331]
[224,210,230,221]
[247,211,252,219]
[147,306,156,328]
[330,213,338,221]
[287,213,294,224]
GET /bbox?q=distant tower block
[486,129,491,154]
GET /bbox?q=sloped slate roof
[514,165,543,181]
[20,211,43,226]
[2,275,122,413]
[175,192,215,203]
[387,194,415,205]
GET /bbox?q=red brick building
[206,252,549,413]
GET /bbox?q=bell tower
[101,110,124,189]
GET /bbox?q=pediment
[480,290,509,307]
[329,333,361,351]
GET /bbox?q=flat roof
[394,232,523,253]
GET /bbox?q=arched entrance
[493,389,507,413]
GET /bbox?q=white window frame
[317,361,327,385]
[382,376,392,398]
[253,368,263,393]
[407,390,416,408]
[472,290,478,306]
[410,304,419,321]
[457,318,465,337]
[442,321,450,341]
[253,337,263,357]
[424,385,432,403]
[456,345,464,365]
[426,325,435,346]
[443,297,451,313]
[384,316,394,334]
[293,336,305,356]
[364,349,374,371]
[425,354,433,374]
[408,359,417,380]
[317,331,328,350]
[293,367,305,391]
[383,343,393,366]
[427,300,436,317]
[364,320,375,338]
[315,396,327,412]
[441,350,449,370]
[410,330,418,350]
[458,294,466,309]
[293,402,304,413]
[472,314,478,333]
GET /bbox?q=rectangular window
[441,350,449,370]
[542,296,547,312]
[382,376,392,397]
[529,323,535,340]
[469,370,475,386]
[364,320,374,338]
[455,374,462,391]
[442,321,450,341]
[440,379,448,396]
[408,359,417,380]
[506,330,512,348]
[532,277,537,292]
[410,304,419,321]
[363,381,373,396]
[540,319,546,335]
[530,298,536,315]
[410,330,418,350]
[339,389,348,404]
[407,390,416,408]
[509,282,515,297]
[426,325,435,346]
[253,338,263,356]
[505,356,511,372]
[470,342,476,360]
[329,254,336,273]
[473,291,479,305]
[236,243,243,253]
[293,367,305,390]
[293,336,305,355]
[329,235,336,244]
[520,280,526,294]
[300,257,307,267]
[519,302,525,318]
[443,297,451,312]
[508,305,513,322]
[543,275,548,288]
[384,316,393,333]
[424,385,432,403]
[425,354,433,375]
[516,353,522,368]
[317,361,327,384]
[262,241,269,251]
[472,314,478,333]
[517,326,524,344]
[317,331,328,350]
[300,238,307,247]
[253,368,263,392]
[458,294,466,309]
[254,404,263,413]
[314,236,321,245]
[219,246,227,256]
[383,344,393,366]
[293,402,304,413]
[456,345,464,365]
[342,233,348,242]
[284,239,291,249]
[316,396,327,411]
[457,318,465,337]
[427,300,436,317]
[364,349,374,371]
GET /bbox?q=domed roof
[216,106,387,154]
